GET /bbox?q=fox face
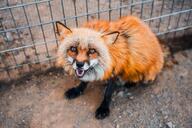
[66,42,102,81]
[55,22,119,82]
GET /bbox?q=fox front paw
[64,87,82,99]
[95,107,110,119]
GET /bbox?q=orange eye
[70,46,77,52]
[88,48,96,54]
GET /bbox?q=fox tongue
[76,69,85,77]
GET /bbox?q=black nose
[76,61,84,68]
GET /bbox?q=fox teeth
[76,69,85,77]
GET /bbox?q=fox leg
[95,78,115,119]
[65,81,88,99]
[124,81,137,88]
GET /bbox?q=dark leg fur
[95,78,115,119]
[65,81,88,99]
[125,80,154,89]
[124,82,137,88]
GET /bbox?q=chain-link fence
[0,0,192,81]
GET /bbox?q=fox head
[55,21,119,82]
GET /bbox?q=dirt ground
[0,49,191,128]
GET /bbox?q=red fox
[55,16,164,119]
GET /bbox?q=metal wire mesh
[0,0,192,81]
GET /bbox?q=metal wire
[6,0,29,66]
[0,0,191,80]
[130,0,134,14]
[109,0,111,21]
[140,0,144,18]
[97,0,100,19]
[48,1,59,47]
[85,0,89,22]
[148,0,154,26]
[157,0,165,33]
[0,0,52,11]
[0,0,153,34]
[173,0,185,38]
[119,0,122,18]
[20,0,40,64]
[73,0,78,27]
[35,2,51,65]
[60,0,67,25]
[166,0,175,33]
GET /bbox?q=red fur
[83,16,164,82]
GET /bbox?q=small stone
[116,124,120,128]
[164,115,168,119]
[166,122,175,128]
[113,91,117,95]
[179,68,188,78]
[117,91,124,97]
[168,26,172,30]
[125,92,132,96]
[51,81,55,84]
[5,32,13,42]
[127,111,133,117]
[129,96,134,100]
[8,95,12,99]
[11,84,15,89]
[113,119,118,123]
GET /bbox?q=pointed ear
[101,31,120,44]
[55,21,72,37]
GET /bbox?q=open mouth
[75,68,87,78]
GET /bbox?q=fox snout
[72,60,89,71]
[72,60,89,78]
[76,61,85,68]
